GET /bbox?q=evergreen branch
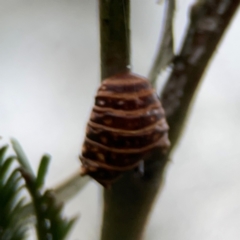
[19,172,90,219]
[148,0,175,86]
[161,0,240,149]
[11,139,89,219]
[0,145,8,165]
[19,168,49,240]
[35,154,51,189]
[19,155,77,240]
[9,139,78,239]
[11,138,34,176]
[41,190,77,240]
[0,145,29,240]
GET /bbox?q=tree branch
[161,0,240,149]
[148,0,175,86]
[54,171,90,203]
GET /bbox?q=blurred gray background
[0,0,240,239]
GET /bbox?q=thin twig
[19,171,90,218]
[54,171,90,202]
[148,0,175,86]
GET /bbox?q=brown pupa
[80,72,170,187]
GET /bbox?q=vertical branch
[99,2,169,240]
[99,0,130,80]
[148,0,175,86]
[101,151,169,240]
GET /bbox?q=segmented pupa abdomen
[80,72,170,186]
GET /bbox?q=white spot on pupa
[118,100,124,105]
[98,100,105,106]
